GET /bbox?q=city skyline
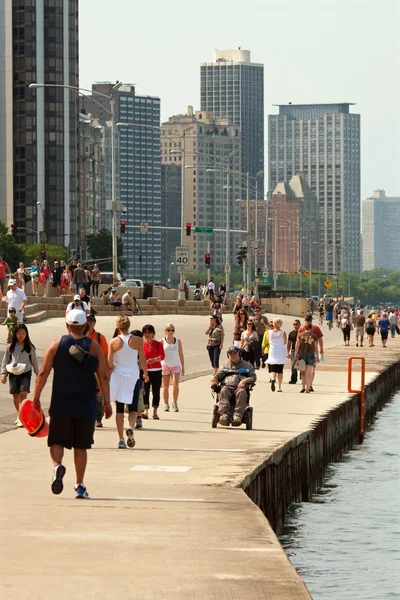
[79,0,399,200]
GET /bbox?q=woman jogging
[108,316,148,449]
[1,324,39,427]
[161,323,185,413]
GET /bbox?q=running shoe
[15,418,23,428]
[219,414,230,427]
[164,404,170,412]
[172,403,179,412]
[271,380,276,392]
[51,464,66,495]
[74,484,89,499]
[126,428,136,448]
[118,439,127,449]
[135,417,143,429]
[232,414,242,427]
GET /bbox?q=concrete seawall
[242,359,400,533]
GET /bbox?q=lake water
[280,394,400,600]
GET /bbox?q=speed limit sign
[176,246,190,270]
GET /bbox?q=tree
[86,228,126,272]
[19,243,67,265]
[0,221,24,271]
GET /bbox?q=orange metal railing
[347,356,366,443]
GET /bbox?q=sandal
[142,414,149,420]
[153,415,159,420]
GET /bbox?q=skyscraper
[161,107,242,274]
[200,49,264,195]
[84,83,162,281]
[0,0,79,248]
[268,103,361,274]
[362,190,400,271]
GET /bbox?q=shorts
[355,327,364,337]
[381,331,388,340]
[269,364,284,374]
[9,371,31,395]
[110,370,139,405]
[326,312,333,321]
[52,281,60,288]
[48,415,95,449]
[115,379,141,413]
[162,365,181,376]
[299,354,316,368]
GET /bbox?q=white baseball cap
[73,294,81,300]
[66,309,87,326]
[8,279,16,287]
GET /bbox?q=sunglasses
[293,323,300,326]
[166,328,175,332]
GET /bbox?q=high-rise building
[78,112,102,261]
[200,49,264,196]
[362,190,400,271]
[83,83,162,281]
[161,164,181,285]
[268,103,361,274]
[161,107,242,274]
[269,173,319,275]
[0,0,79,248]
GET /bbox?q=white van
[100,272,123,285]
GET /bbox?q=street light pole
[246,172,251,297]
[254,170,263,299]
[273,211,278,291]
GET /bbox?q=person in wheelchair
[210,346,256,427]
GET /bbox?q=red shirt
[143,339,165,370]
[298,324,323,339]
[0,261,9,278]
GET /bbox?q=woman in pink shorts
[161,323,185,413]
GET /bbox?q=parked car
[124,278,144,288]
[100,272,123,285]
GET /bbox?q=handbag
[294,358,306,372]
[23,273,31,283]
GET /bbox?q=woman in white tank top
[160,323,185,413]
[108,316,148,449]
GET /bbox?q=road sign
[304,269,310,277]
[262,270,269,277]
[262,277,270,285]
[195,227,213,233]
[140,222,149,233]
[176,246,190,267]
[177,265,189,273]
[324,280,331,288]
[225,264,231,273]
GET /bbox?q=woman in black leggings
[142,324,165,419]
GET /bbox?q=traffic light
[11,223,16,237]
[205,253,211,269]
[120,220,126,234]
[236,245,247,265]
[186,223,192,236]
[138,252,142,262]
[257,267,261,277]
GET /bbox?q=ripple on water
[280,396,400,600]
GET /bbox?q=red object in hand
[18,399,49,438]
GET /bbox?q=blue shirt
[378,317,390,333]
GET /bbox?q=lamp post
[30,81,123,281]
[254,171,263,299]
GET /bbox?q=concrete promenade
[0,313,397,599]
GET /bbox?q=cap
[8,279,16,287]
[227,346,240,354]
[8,307,16,312]
[66,309,87,326]
[87,314,96,323]
[73,294,81,300]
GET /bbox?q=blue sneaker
[74,484,89,499]
[51,464,66,495]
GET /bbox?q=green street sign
[195,227,213,233]
[262,277,270,284]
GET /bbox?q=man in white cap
[6,279,27,323]
[32,309,112,499]
[66,294,90,315]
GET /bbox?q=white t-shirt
[389,313,397,325]
[6,288,27,313]
[66,301,88,313]
[208,281,215,292]
[122,292,132,304]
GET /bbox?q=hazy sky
[80,0,399,199]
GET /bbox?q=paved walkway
[0,314,398,599]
